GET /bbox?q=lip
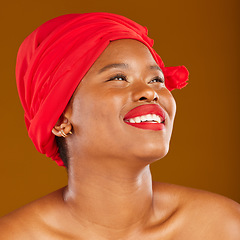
[123,104,166,131]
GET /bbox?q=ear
[52,115,72,137]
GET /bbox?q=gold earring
[60,129,72,138]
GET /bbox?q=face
[65,39,176,166]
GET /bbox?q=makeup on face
[123,104,166,131]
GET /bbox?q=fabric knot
[163,66,189,91]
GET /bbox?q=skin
[0,39,240,239]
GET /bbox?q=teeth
[135,117,141,123]
[126,114,164,124]
[146,114,152,121]
[140,115,147,122]
[129,118,135,123]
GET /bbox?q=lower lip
[124,122,165,131]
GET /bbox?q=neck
[63,158,154,235]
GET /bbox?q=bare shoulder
[0,188,65,239]
[153,182,240,239]
[0,206,34,239]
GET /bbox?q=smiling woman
[61,39,176,171]
[0,13,239,240]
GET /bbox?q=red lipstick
[123,104,166,131]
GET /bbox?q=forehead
[89,39,158,71]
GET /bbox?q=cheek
[70,93,96,133]
[70,90,126,133]
[169,95,176,121]
[159,89,176,121]
[69,91,129,158]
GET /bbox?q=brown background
[0,0,239,216]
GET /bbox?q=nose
[131,82,159,103]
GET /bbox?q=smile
[125,114,163,124]
[123,104,166,131]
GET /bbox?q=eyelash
[108,74,127,82]
[107,74,165,83]
[149,76,165,84]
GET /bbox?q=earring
[60,129,72,138]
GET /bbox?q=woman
[0,13,239,239]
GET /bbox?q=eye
[149,76,165,84]
[108,74,127,82]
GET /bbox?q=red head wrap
[16,12,189,166]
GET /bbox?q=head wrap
[16,12,189,166]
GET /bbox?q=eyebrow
[98,63,163,74]
[98,63,128,73]
[149,65,163,73]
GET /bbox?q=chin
[133,142,170,163]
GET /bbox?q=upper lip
[123,104,166,123]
